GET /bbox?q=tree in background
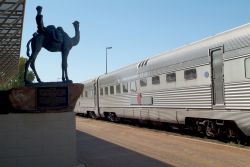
[0,57,35,90]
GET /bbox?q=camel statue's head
[73,21,79,28]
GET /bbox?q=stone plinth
[0,83,84,167]
[9,83,84,112]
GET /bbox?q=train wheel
[107,112,118,122]
[88,111,97,119]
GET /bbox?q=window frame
[152,75,160,85]
[184,68,197,80]
[245,58,250,79]
[116,84,121,94]
[130,81,137,92]
[122,82,128,93]
[89,89,94,97]
[110,85,114,95]
[100,88,103,96]
[105,87,109,95]
[140,78,147,87]
[166,72,176,82]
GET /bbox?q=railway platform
[76,116,250,167]
[76,130,170,167]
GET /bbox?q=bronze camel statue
[24,21,80,84]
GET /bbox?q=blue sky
[21,0,250,83]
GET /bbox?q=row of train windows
[140,69,197,87]
[83,57,250,97]
[100,82,131,96]
[98,68,197,96]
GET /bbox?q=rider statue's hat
[36,6,42,12]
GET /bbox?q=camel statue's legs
[24,60,31,84]
[28,36,43,83]
[61,49,70,82]
[30,49,42,83]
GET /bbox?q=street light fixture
[106,47,112,74]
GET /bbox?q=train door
[93,83,97,107]
[94,80,101,117]
[210,47,225,107]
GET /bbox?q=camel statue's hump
[46,25,56,30]
[45,25,64,43]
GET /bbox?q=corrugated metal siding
[225,81,250,109]
[223,47,250,60]
[146,85,212,108]
[99,85,212,109]
[140,109,149,119]
[99,94,132,107]
[79,97,95,108]
[75,96,96,113]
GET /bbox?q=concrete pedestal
[0,83,84,167]
[0,112,76,167]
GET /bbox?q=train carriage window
[245,58,250,78]
[122,82,128,93]
[116,84,121,94]
[184,69,197,80]
[130,81,137,92]
[110,86,114,95]
[140,78,147,87]
[90,90,94,97]
[105,87,109,95]
[152,76,160,85]
[100,88,103,96]
[166,73,176,82]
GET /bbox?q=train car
[74,78,99,118]
[76,24,250,140]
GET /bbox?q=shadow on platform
[76,130,173,167]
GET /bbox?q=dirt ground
[76,117,250,167]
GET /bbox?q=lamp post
[106,47,112,74]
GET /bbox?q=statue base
[0,83,84,167]
[25,81,73,87]
[8,83,84,113]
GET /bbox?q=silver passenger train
[75,24,250,141]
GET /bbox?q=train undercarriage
[185,117,249,145]
[78,111,250,145]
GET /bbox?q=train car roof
[97,23,250,83]
[98,63,138,85]
[82,78,97,85]
[143,23,250,73]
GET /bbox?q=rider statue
[36,6,45,34]
[35,6,63,43]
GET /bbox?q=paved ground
[76,116,250,167]
[76,130,170,167]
